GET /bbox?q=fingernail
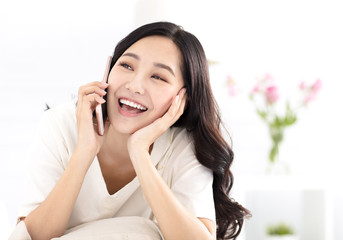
[97,96,106,103]
[180,88,186,95]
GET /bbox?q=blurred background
[1,0,342,239]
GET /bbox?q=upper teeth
[120,99,147,111]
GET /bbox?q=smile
[119,98,148,112]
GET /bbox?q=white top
[17,100,215,230]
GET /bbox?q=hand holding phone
[95,56,112,135]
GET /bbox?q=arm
[24,149,93,240]
[130,150,215,240]
[127,89,216,240]
[24,80,109,240]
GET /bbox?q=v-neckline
[92,128,172,198]
[93,155,137,197]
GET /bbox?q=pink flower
[250,85,260,98]
[299,81,307,90]
[302,78,322,105]
[250,77,267,97]
[229,88,238,97]
[265,85,279,104]
[264,73,274,82]
[226,75,239,97]
[304,92,316,104]
[311,78,322,93]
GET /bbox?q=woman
[12,22,249,240]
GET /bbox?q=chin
[110,118,150,135]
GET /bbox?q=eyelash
[119,62,133,70]
[119,61,167,82]
[152,74,167,82]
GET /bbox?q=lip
[117,97,148,117]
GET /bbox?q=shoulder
[158,127,212,178]
[159,127,195,161]
[169,127,193,150]
[39,100,77,136]
[34,100,78,159]
[43,100,77,126]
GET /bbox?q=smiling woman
[10,22,250,240]
[106,35,184,134]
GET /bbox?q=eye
[119,62,133,70]
[152,74,167,82]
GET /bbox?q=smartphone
[95,56,112,135]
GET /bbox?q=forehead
[123,36,183,68]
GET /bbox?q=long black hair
[104,21,250,239]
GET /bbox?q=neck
[98,124,131,165]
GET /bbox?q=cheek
[105,86,117,109]
[105,82,121,117]
[107,68,116,83]
[107,68,123,89]
[153,92,175,116]
[106,72,122,98]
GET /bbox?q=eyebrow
[122,52,175,77]
[153,62,175,77]
[122,52,140,60]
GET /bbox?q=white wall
[1,0,342,238]
[0,0,139,235]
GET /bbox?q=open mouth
[119,98,148,114]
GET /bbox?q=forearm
[24,149,92,240]
[131,150,214,240]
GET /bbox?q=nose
[125,74,145,95]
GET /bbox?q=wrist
[129,148,151,170]
[71,146,96,172]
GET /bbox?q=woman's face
[106,35,185,134]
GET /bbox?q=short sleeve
[9,221,31,240]
[17,104,76,218]
[171,155,215,223]
[160,129,216,223]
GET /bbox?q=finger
[157,89,186,129]
[168,89,187,124]
[78,94,106,121]
[175,93,187,118]
[78,84,108,97]
[83,93,106,106]
[162,95,179,122]
[86,87,107,97]
[78,82,108,97]
[175,88,187,111]
[80,81,108,89]
[77,82,107,113]
[78,94,105,131]
[77,88,104,119]
[78,89,106,113]
[170,88,186,116]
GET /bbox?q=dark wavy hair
[103,21,250,239]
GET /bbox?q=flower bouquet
[249,74,322,167]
